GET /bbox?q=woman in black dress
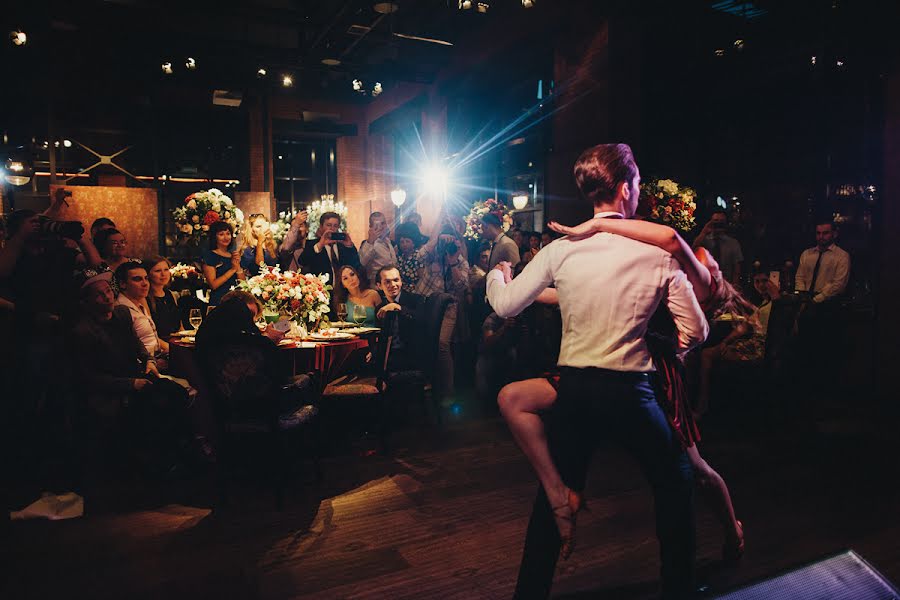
[145,256,181,340]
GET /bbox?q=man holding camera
[298,211,360,285]
[693,210,744,286]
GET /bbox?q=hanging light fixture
[4,158,33,186]
[512,194,529,210]
[390,187,407,208]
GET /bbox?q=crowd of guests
[0,183,853,482]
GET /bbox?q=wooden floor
[3,402,900,599]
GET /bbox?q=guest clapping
[201,221,245,306]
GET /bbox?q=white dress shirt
[486,214,708,372]
[116,294,160,357]
[794,244,850,303]
[359,236,398,285]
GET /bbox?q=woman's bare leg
[497,379,568,509]
[686,444,743,546]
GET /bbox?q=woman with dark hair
[394,222,427,294]
[497,216,750,561]
[145,255,181,339]
[335,264,381,327]
[201,221,245,306]
[239,213,279,275]
[94,228,134,272]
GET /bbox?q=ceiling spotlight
[185,57,196,70]
[836,59,845,68]
[161,61,173,75]
[282,74,293,87]
[372,82,383,97]
[715,48,725,57]
[352,79,363,92]
[321,58,341,66]
[810,55,817,65]
[373,2,399,14]
[477,2,489,12]
[458,0,473,9]
[256,67,267,78]
[63,139,72,148]
[522,0,534,6]
[10,30,27,46]
[733,39,745,51]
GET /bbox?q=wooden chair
[202,333,321,509]
[320,313,395,452]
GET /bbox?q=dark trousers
[513,367,695,600]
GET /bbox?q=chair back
[374,311,396,388]
[202,333,280,422]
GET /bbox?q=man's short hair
[91,217,115,233]
[6,209,37,239]
[376,264,400,284]
[320,211,340,227]
[481,213,502,229]
[573,143,638,206]
[814,217,836,230]
[369,211,385,227]
[114,260,145,285]
[221,289,263,313]
[711,209,728,218]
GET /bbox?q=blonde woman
[239,213,279,275]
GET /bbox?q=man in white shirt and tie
[794,219,850,304]
[487,143,708,599]
[298,212,360,313]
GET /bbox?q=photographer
[693,210,744,286]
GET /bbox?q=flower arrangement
[170,262,201,280]
[171,188,244,245]
[640,178,697,232]
[269,211,301,246]
[306,194,347,239]
[464,198,514,240]
[237,265,332,328]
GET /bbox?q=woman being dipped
[498,216,749,562]
[202,221,246,307]
[240,213,279,275]
[335,265,382,327]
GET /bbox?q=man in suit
[483,213,520,270]
[487,143,708,599]
[298,211,360,285]
[375,265,424,371]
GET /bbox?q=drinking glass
[337,302,348,323]
[352,303,367,325]
[189,309,202,330]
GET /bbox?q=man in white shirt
[487,143,708,599]
[358,211,397,286]
[794,220,850,304]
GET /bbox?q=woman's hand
[230,252,241,271]
[547,219,606,240]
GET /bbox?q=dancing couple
[487,143,750,599]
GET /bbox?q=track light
[185,57,196,70]
[352,79,363,92]
[161,62,173,75]
[372,82,383,97]
[282,74,293,87]
[476,2,489,12]
[10,30,27,46]
[257,67,267,78]
[522,0,534,7]
[458,0,472,9]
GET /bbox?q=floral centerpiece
[640,178,697,232]
[237,265,332,329]
[306,194,347,239]
[171,188,244,246]
[170,262,201,280]
[464,198,513,240]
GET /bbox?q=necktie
[808,250,824,294]
[327,245,338,283]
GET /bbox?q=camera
[36,215,84,240]
[438,238,458,255]
[330,232,347,241]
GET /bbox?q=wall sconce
[391,187,407,208]
[512,194,529,210]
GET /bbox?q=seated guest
[70,266,159,418]
[239,213,279,275]
[358,211,397,286]
[115,261,168,359]
[298,211,360,285]
[90,217,116,241]
[278,210,309,272]
[394,222,427,294]
[145,256,181,339]
[375,265,424,371]
[94,228,134,273]
[195,290,313,425]
[336,265,382,327]
[201,221,246,306]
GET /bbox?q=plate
[329,321,356,328]
[308,331,355,341]
[172,330,197,337]
[342,327,380,334]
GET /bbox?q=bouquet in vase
[237,266,332,329]
[171,188,244,246]
[170,262,201,280]
[464,198,513,240]
[640,178,697,232]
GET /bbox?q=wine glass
[352,303,367,326]
[189,308,203,330]
[337,302,348,323]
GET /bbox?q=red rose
[203,210,221,225]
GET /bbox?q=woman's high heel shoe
[552,488,585,560]
[723,520,745,563]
